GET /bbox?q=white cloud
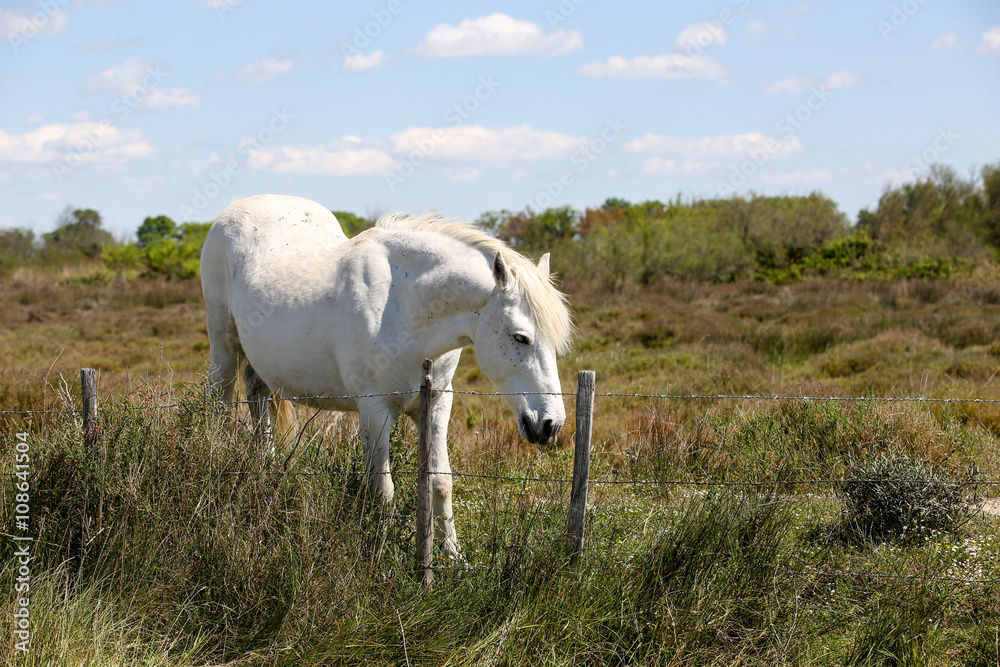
[247,139,395,176]
[823,69,859,89]
[137,88,201,110]
[641,157,677,174]
[0,8,68,40]
[84,58,156,94]
[629,132,804,177]
[413,13,582,58]
[580,21,729,80]
[932,33,959,49]
[389,125,586,162]
[343,50,390,72]
[672,21,727,52]
[0,122,155,166]
[84,57,201,110]
[217,57,295,83]
[25,114,46,125]
[626,132,802,160]
[760,69,858,93]
[185,152,223,175]
[580,53,728,79]
[976,26,1000,55]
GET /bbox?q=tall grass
[4,377,1000,664]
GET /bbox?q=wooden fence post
[81,368,98,456]
[566,370,595,565]
[416,358,434,587]
[80,368,102,536]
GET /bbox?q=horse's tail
[269,393,299,440]
[236,353,300,442]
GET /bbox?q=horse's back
[202,194,350,300]
[201,194,351,353]
[205,194,348,259]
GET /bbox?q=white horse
[200,194,573,558]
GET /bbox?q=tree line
[2,161,998,284]
[481,161,1000,285]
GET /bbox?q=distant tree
[857,164,996,257]
[481,206,579,250]
[332,210,372,237]
[476,209,515,237]
[602,196,630,210]
[534,206,579,242]
[0,228,37,275]
[43,206,113,258]
[981,162,1000,244]
[142,222,212,279]
[0,228,36,259]
[579,205,624,239]
[136,215,179,247]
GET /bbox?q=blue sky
[1,0,998,239]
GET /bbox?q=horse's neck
[387,233,493,357]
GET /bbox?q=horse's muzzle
[519,414,562,444]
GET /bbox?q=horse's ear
[492,251,511,291]
[537,253,550,277]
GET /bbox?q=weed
[837,453,978,542]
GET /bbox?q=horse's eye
[512,333,531,345]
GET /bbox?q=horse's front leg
[426,384,461,559]
[357,398,399,503]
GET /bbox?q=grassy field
[3,263,1000,664]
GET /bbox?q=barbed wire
[8,388,1000,418]
[776,567,1000,584]
[1,407,81,416]
[594,392,1000,403]
[207,468,996,488]
[423,562,1000,585]
[421,553,1000,584]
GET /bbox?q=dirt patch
[980,498,1000,517]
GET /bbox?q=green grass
[4,268,1000,663]
[3,377,1000,665]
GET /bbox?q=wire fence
[12,388,1000,417]
[4,375,1000,585]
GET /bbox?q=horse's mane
[375,213,574,355]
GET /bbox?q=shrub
[42,207,113,259]
[101,243,145,275]
[837,453,976,541]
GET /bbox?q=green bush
[331,210,372,237]
[837,453,975,541]
[101,243,144,275]
[101,221,211,279]
[42,207,113,259]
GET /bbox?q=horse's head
[473,251,571,445]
